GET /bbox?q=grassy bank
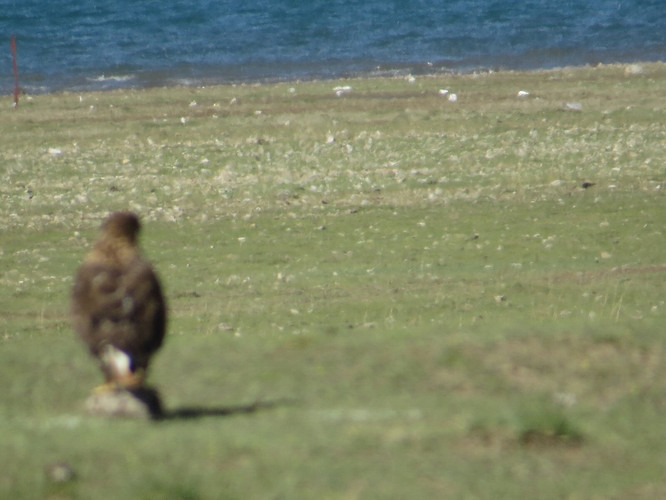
[1,62,665,498]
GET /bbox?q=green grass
[1,62,666,498]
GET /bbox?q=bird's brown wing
[71,257,166,371]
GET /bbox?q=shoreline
[6,60,665,99]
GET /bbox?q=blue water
[1,0,665,94]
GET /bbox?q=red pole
[11,36,19,108]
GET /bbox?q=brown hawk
[71,212,166,392]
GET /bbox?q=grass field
[1,62,665,499]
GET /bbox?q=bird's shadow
[157,399,289,422]
[129,388,291,421]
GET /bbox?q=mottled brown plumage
[71,212,166,390]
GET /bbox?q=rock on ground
[84,387,163,420]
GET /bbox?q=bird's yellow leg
[93,369,146,393]
[93,381,121,394]
[117,369,146,390]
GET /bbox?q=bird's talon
[93,382,120,395]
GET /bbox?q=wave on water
[86,74,136,83]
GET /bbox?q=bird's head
[101,212,141,243]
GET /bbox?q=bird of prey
[71,212,166,392]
